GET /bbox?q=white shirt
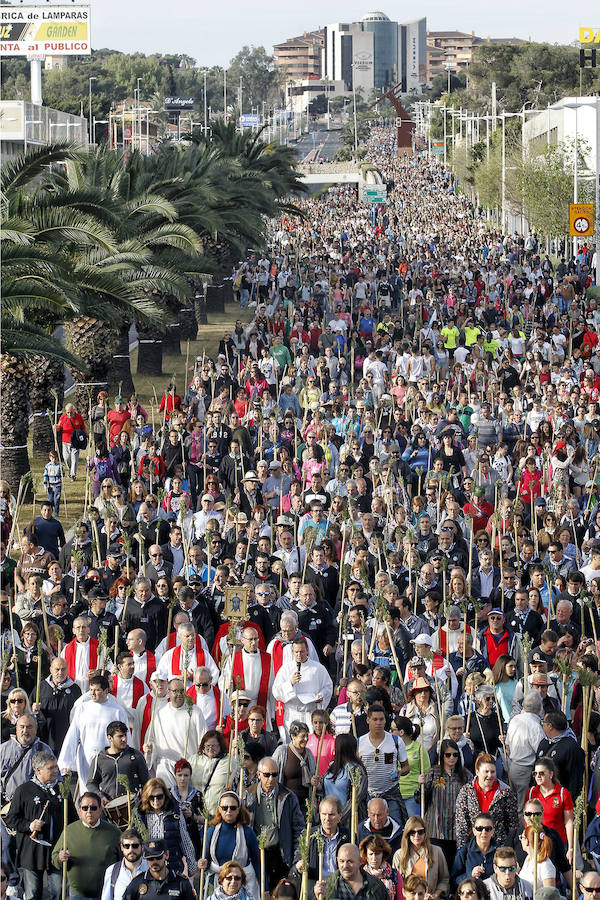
[358,732,407,796]
[58,696,129,785]
[101,860,149,900]
[505,711,545,766]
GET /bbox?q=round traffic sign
[574,216,591,233]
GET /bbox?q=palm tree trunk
[66,317,114,410]
[178,307,197,340]
[0,355,32,495]
[108,324,135,396]
[163,321,181,355]
[137,336,163,376]
[28,356,65,458]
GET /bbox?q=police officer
[122,840,195,900]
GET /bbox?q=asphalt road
[294,128,343,162]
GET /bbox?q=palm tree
[1,144,170,478]
[44,145,206,387]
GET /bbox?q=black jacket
[29,677,81,753]
[174,596,219,649]
[536,734,585,801]
[6,778,77,872]
[124,868,196,900]
[122,597,167,653]
[88,746,150,801]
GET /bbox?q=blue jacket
[451,837,498,889]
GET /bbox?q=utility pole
[89,76,97,144]
[203,70,208,135]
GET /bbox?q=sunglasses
[122,842,141,849]
[149,794,164,801]
[582,889,600,895]
[221,805,239,812]
[197,682,211,688]
[444,751,459,758]
[224,875,243,882]
[409,828,426,836]
[496,865,516,873]
[80,805,99,811]
[523,811,542,817]
[260,771,277,778]
[474,825,493,832]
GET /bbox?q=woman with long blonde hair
[393,816,449,900]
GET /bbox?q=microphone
[296,660,302,680]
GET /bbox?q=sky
[91,0,581,67]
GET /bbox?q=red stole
[139,695,153,749]
[142,651,156,684]
[231,649,270,709]
[111,674,145,708]
[439,624,472,655]
[211,621,266,665]
[172,639,205,675]
[64,637,98,681]
[186,684,221,722]
[271,640,286,675]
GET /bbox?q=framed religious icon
[223,584,249,620]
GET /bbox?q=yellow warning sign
[569,203,595,237]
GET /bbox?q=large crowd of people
[1,124,600,900]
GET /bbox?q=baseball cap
[411,634,433,647]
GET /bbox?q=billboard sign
[362,185,387,203]
[163,96,195,111]
[238,113,261,128]
[0,5,90,55]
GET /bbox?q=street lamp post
[203,70,208,135]
[137,77,143,152]
[88,76,97,144]
[92,117,108,145]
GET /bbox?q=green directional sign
[362,185,387,204]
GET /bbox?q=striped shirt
[423,767,465,840]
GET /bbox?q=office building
[273,30,324,80]
[321,13,427,95]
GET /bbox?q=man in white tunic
[186,666,230,730]
[272,637,333,739]
[112,652,150,727]
[133,672,169,751]
[143,677,206,782]
[156,622,219,685]
[58,672,128,786]
[219,627,273,721]
[266,611,319,680]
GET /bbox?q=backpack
[95,457,112,481]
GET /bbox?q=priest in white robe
[186,666,230,730]
[58,673,128,786]
[266,611,319,679]
[112,652,150,727]
[144,677,206,782]
[271,637,333,739]
[218,626,273,721]
[156,622,219,685]
[133,673,169,751]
